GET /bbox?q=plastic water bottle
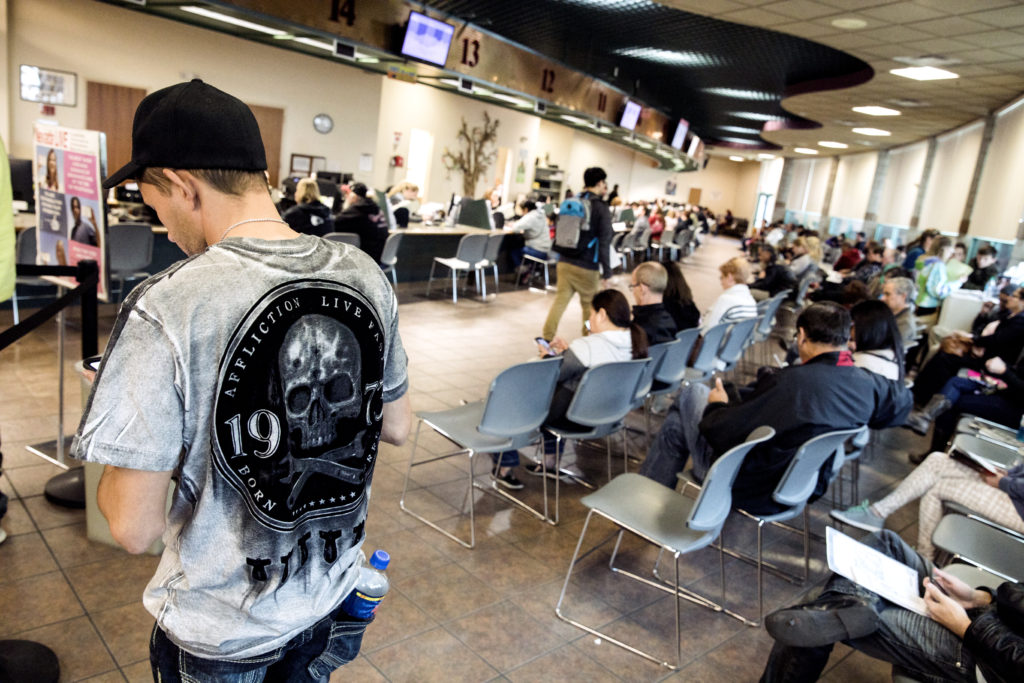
[341,549,390,619]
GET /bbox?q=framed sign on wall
[20,65,78,106]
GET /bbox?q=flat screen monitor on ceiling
[687,134,701,159]
[671,119,690,150]
[619,100,642,131]
[400,11,455,67]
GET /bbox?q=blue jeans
[492,433,563,469]
[512,246,555,269]
[150,604,372,682]
[637,383,714,486]
[760,531,977,683]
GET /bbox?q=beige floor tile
[91,602,155,668]
[0,530,59,582]
[12,615,117,682]
[366,626,498,683]
[65,553,160,613]
[0,570,84,636]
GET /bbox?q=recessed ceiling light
[757,153,775,160]
[890,66,959,81]
[852,127,891,136]
[831,17,867,30]
[717,136,760,145]
[489,92,531,107]
[652,131,663,139]
[728,112,784,122]
[852,105,900,117]
[794,147,818,155]
[703,88,775,101]
[888,98,924,108]
[181,6,287,35]
[614,47,722,67]
[819,141,848,149]
[560,114,589,126]
[718,125,761,134]
[728,156,745,162]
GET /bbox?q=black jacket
[699,351,912,513]
[964,582,1024,683]
[633,303,678,345]
[334,197,388,264]
[751,264,796,296]
[664,298,701,331]
[977,312,1024,365]
[283,201,333,238]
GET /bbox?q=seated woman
[663,260,700,331]
[831,452,1024,561]
[491,289,648,489]
[334,182,388,264]
[788,236,822,283]
[282,178,333,237]
[749,245,795,301]
[702,256,757,333]
[850,299,905,382]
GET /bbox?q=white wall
[876,141,927,227]
[0,0,9,146]
[918,121,984,233]
[830,151,877,220]
[969,97,1024,241]
[6,0,383,183]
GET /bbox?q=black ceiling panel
[418,0,872,146]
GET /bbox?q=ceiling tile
[956,30,1024,49]
[858,25,933,42]
[914,0,1015,12]
[898,37,977,55]
[821,32,881,49]
[760,1,840,21]
[996,44,1024,59]
[909,16,996,36]
[718,7,794,26]
[967,5,1024,28]
[860,2,946,24]
[773,20,841,38]
[977,73,1024,86]
[950,48,1020,64]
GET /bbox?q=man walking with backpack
[541,167,614,340]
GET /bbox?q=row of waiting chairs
[323,231,402,288]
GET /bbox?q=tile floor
[0,235,929,682]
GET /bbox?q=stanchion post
[78,260,98,358]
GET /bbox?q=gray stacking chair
[932,513,1024,582]
[478,232,505,298]
[651,228,675,260]
[399,356,563,548]
[724,426,864,625]
[642,333,696,436]
[11,227,53,324]
[518,251,558,292]
[829,426,870,508]
[555,426,775,670]
[542,359,651,521]
[682,321,730,384]
[751,289,791,366]
[378,232,402,287]
[108,222,154,301]
[716,317,758,376]
[425,232,489,303]
[323,231,361,248]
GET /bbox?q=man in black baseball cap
[74,80,410,681]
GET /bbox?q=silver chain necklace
[219,217,289,242]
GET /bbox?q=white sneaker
[0,528,7,545]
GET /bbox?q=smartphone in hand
[535,337,556,357]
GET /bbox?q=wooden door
[688,187,702,206]
[247,104,284,187]
[86,81,146,180]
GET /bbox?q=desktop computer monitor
[315,171,342,184]
[9,157,33,211]
[456,198,494,230]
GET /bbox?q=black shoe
[492,470,524,490]
[765,596,878,648]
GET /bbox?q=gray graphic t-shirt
[73,235,408,659]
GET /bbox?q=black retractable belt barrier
[0,259,99,356]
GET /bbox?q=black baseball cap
[103,79,267,189]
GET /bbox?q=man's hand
[923,578,972,638]
[548,336,569,355]
[982,468,1006,489]
[708,377,729,404]
[985,356,1007,375]
[930,568,984,608]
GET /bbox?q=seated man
[509,199,553,277]
[880,276,918,350]
[760,530,1024,683]
[638,302,911,513]
[963,245,999,291]
[629,261,678,344]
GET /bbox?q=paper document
[825,527,926,616]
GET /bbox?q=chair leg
[391,268,398,288]
[426,261,437,298]
[398,420,477,548]
[451,268,458,304]
[11,287,19,325]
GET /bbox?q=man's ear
[163,169,200,209]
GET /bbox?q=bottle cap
[370,549,390,570]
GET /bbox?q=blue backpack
[552,196,596,261]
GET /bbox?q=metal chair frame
[399,357,563,548]
[518,252,558,292]
[554,426,776,669]
[425,232,489,303]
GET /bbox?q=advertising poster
[33,123,108,300]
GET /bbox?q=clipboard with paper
[825,527,927,616]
